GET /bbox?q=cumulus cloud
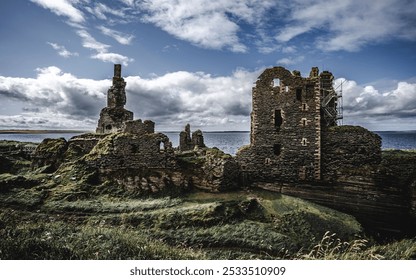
[138,0,274,52]
[124,69,258,129]
[91,52,134,66]
[336,78,416,129]
[30,0,85,23]
[1,67,415,131]
[47,42,79,58]
[0,67,109,129]
[0,66,258,130]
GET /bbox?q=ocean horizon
[1,129,415,155]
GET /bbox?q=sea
[1,131,415,156]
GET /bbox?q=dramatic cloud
[275,0,416,51]
[98,26,134,45]
[0,67,108,129]
[336,78,416,129]
[30,0,85,23]
[125,69,257,129]
[138,0,275,52]
[0,66,257,130]
[47,42,79,58]
[132,0,416,53]
[31,0,416,56]
[1,67,415,131]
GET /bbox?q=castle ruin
[236,66,342,184]
[96,64,133,133]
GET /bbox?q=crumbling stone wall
[192,130,205,148]
[65,133,107,161]
[321,125,382,182]
[122,119,155,134]
[96,64,133,134]
[179,124,205,151]
[85,132,176,171]
[236,66,326,183]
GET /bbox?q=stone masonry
[236,66,337,184]
[96,64,133,133]
[179,124,205,151]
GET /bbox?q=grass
[1,137,415,260]
[0,185,373,260]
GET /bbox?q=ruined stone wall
[321,125,382,183]
[96,64,133,134]
[85,132,176,171]
[179,124,205,151]
[236,66,322,183]
[122,119,155,134]
[65,133,107,161]
[96,108,133,134]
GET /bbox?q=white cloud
[47,42,79,58]
[92,52,134,66]
[76,30,134,65]
[98,26,134,45]
[277,55,304,65]
[276,0,416,51]
[336,78,416,130]
[86,2,126,20]
[76,30,110,53]
[32,1,134,66]
[138,0,274,52]
[0,66,258,130]
[1,67,415,131]
[0,66,109,129]
[30,0,85,23]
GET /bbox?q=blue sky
[0,0,415,131]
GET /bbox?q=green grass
[0,171,414,260]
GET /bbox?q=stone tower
[236,66,339,184]
[96,64,133,134]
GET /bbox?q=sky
[0,0,415,131]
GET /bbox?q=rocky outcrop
[31,138,68,172]
[178,148,240,192]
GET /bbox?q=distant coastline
[0,130,89,134]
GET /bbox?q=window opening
[273,144,281,156]
[272,78,280,87]
[274,109,283,128]
[296,89,302,101]
[301,138,308,146]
